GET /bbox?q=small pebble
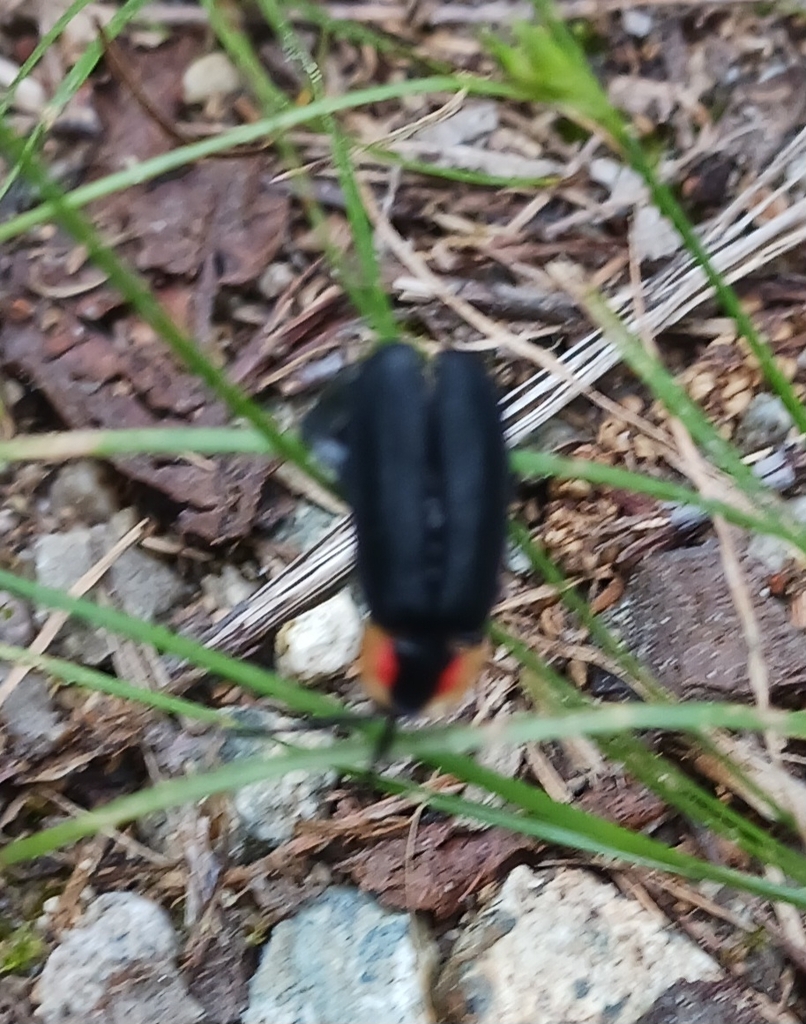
[745,494,806,574]
[222,709,337,852]
[0,508,18,535]
[32,528,111,664]
[49,460,117,525]
[0,592,33,647]
[735,392,793,453]
[1,671,66,758]
[275,588,362,683]
[505,539,532,576]
[105,511,186,622]
[182,51,240,104]
[0,56,46,115]
[32,514,185,662]
[258,261,295,300]
[272,499,339,553]
[622,9,654,37]
[201,564,258,611]
[633,205,679,262]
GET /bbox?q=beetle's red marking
[429,642,487,708]
[358,623,399,708]
[373,633,398,691]
[435,653,465,699]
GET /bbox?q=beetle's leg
[369,709,399,767]
[300,362,362,488]
[223,711,372,738]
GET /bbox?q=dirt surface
[2,2,806,1022]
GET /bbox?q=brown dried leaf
[0,318,272,544]
[341,822,539,918]
[577,776,666,831]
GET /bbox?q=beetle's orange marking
[358,622,398,708]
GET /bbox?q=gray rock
[745,494,806,574]
[635,979,763,1024]
[222,710,337,853]
[49,461,117,525]
[31,513,185,662]
[1,671,66,757]
[243,887,433,1024]
[33,529,94,594]
[32,527,110,664]
[436,867,718,1023]
[735,393,793,453]
[105,512,185,622]
[34,892,204,1024]
[272,500,339,553]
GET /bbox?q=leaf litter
[3,2,806,1020]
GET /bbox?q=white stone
[182,52,240,104]
[622,9,654,37]
[0,56,45,115]
[633,205,680,262]
[438,866,719,1023]
[275,588,362,682]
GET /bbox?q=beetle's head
[358,622,487,715]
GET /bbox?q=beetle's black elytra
[344,343,508,714]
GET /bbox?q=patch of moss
[0,924,45,975]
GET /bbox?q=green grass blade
[0,641,228,727]
[512,449,806,554]
[8,702,806,907]
[0,567,341,718]
[253,0,398,342]
[0,77,519,244]
[4,427,802,554]
[380,763,806,908]
[0,427,274,461]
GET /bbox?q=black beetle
[333,342,509,715]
